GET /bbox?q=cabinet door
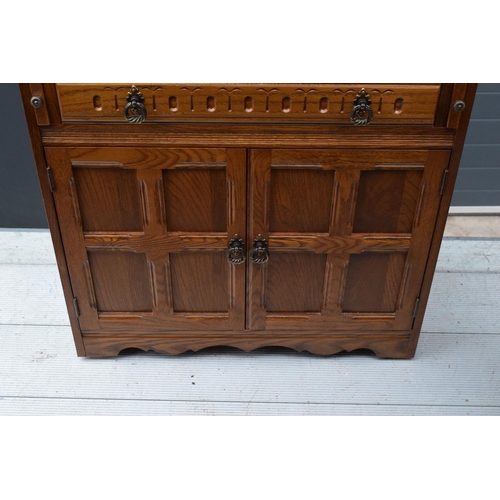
[46,147,246,333]
[248,149,450,332]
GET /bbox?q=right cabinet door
[247,149,450,332]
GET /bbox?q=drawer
[55,84,441,125]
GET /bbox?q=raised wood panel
[170,251,228,313]
[266,253,327,312]
[270,169,335,232]
[164,168,227,232]
[72,167,143,232]
[352,169,424,233]
[87,250,152,313]
[55,84,441,124]
[342,251,408,313]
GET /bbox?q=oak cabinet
[21,83,476,358]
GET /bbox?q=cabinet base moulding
[82,332,415,359]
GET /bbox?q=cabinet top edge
[50,82,444,86]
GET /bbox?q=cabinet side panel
[408,84,478,357]
[18,84,85,356]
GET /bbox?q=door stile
[226,149,247,330]
[323,169,361,318]
[137,168,170,320]
[46,148,101,331]
[334,169,362,237]
[392,149,450,329]
[247,149,271,330]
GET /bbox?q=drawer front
[56,84,441,125]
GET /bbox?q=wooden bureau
[20,83,476,358]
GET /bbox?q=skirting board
[449,206,500,214]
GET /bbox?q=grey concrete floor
[444,216,500,238]
[0,227,499,415]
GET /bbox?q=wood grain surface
[20,83,477,358]
[56,84,441,124]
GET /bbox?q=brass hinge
[440,169,449,196]
[412,297,420,319]
[73,298,80,318]
[47,167,55,193]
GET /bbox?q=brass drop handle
[250,235,269,264]
[227,235,246,265]
[124,85,147,124]
[350,88,373,126]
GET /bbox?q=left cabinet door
[45,147,247,333]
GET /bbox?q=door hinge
[440,169,449,196]
[73,298,80,318]
[412,297,420,319]
[47,167,55,193]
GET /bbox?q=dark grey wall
[0,84,499,229]
[0,84,47,228]
[451,83,500,206]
